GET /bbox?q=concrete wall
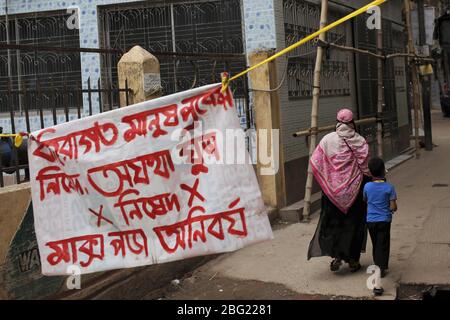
[0,186,66,299]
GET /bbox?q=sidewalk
[155,111,450,300]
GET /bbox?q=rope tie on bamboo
[375,113,385,138]
[316,39,330,49]
[304,127,319,146]
[219,0,388,93]
[376,112,384,123]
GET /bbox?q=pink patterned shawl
[310,110,370,213]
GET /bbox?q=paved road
[154,111,450,300]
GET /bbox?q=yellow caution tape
[0,133,27,148]
[223,0,388,90]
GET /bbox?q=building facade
[276,0,410,204]
[0,0,411,205]
[0,0,275,131]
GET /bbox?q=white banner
[28,84,273,276]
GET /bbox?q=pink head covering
[310,107,370,213]
[337,108,354,123]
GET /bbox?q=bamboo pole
[302,0,328,222]
[325,41,434,62]
[404,0,421,159]
[293,117,377,138]
[376,27,384,158]
[327,42,384,59]
[386,53,433,61]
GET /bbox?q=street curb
[278,192,322,223]
[385,152,414,172]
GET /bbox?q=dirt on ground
[143,259,368,300]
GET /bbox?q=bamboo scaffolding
[293,117,377,137]
[323,41,434,62]
[376,27,384,157]
[302,0,328,222]
[297,1,424,220]
[404,0,422,159]
[386,53,433,61]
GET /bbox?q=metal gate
[354,15,404,159]
[98,0,252,129]
[1,0,252,188]
[283,0,351,99]
[0,10,83,113]
[0,8,132,187]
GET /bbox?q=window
[283,0,350,99]
[0,10,82,113]
[98,0,245,96]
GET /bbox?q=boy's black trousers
[367,221,391,270]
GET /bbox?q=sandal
[373,287,384,296]
[349,261,362,273]
[330,258,342,272]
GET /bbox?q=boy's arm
[390,185,398,212]
[390,200,398,212]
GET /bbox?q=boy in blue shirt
[363,157,398,287]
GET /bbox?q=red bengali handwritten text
[114,189,180,226]
[121,104,179,142]
[108,229,148,258]
[46,234,104,268]
[36,166,86,201]
[87,150,174,197]
[33,122,118,164]
[153,198,247,254]
[177,132,220,176]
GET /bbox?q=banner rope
[0,133,29,148]
[221,0,388,92]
